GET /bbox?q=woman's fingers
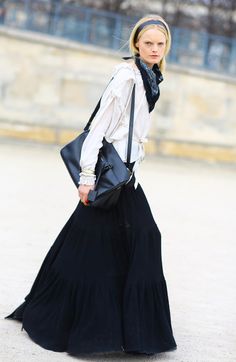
[79,193,88,205]
[78,184,94,205]
[80,192,88,203]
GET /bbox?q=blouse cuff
[79,173,96,186]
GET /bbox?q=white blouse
[79,60,152,185]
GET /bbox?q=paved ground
[0,140,236,362]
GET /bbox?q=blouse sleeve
[79,63,135,185]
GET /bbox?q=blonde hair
[129,14,171,73]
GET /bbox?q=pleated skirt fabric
[5,182,177,355]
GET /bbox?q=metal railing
[1,0,236,76]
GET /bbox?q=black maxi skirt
[5,180,177,355]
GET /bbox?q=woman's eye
[145,42,152,45]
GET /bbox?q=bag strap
[126,83,136,169]
[83,76,136,170]
[84,77,114,131]
[83,102,101,131]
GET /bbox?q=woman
[5,14,177,356]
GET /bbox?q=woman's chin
[141,57,160,67]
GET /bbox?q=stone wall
[0,27,236,162]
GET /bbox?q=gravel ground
[0,140,236,362]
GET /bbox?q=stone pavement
[0,140,236,362]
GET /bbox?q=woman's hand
[78,184,95,206]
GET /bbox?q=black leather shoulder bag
[60,78,136,210]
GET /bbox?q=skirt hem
[22,323,177,355]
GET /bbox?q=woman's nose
[152,44,158,52]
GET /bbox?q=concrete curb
[0,122,236,164]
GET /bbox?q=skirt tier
[5,182,177,355]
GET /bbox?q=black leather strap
[126,84,136,168]
[84,78,136,169]
[84,77,114,131]
[84,101,101,131]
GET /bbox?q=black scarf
[123,55,164,112]
[135,56,164,112]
